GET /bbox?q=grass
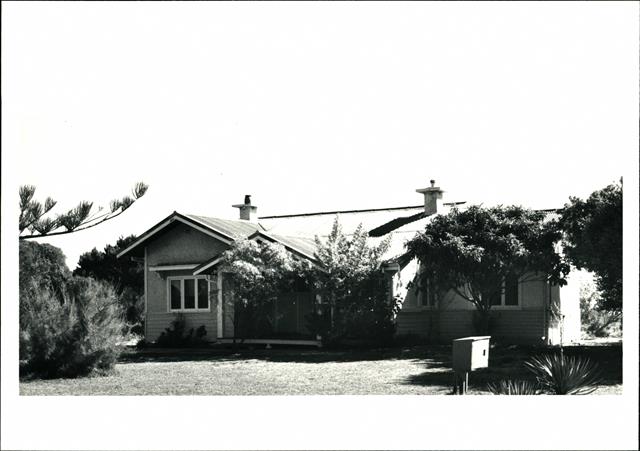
[19,342,622,396]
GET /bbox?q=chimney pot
[244,195,251,205]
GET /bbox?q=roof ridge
[186,213,259,224]
[258,205,424,219]
[258,202,467,219]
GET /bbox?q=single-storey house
[118,182,580,346]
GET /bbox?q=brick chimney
[232,195,258,221]
[416,180,444,215]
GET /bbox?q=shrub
[74,235,146,331]
[20,277,128,378]
[524,352,602,395]
[19,240,71,325]
[487,379,542,395]
[580,282,622,338]
[311,219,397,345]
[156,315,208,347]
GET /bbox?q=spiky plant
[486,379,542,395]
[524,353,602,395]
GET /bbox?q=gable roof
[116,211,262,259]
[117,211,321,265]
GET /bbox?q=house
[118,183,581,346]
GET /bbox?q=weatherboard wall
[145,223,228,342]
[395,273,554,344]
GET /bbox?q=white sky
[2,2,639,450]
[3,2,637,268]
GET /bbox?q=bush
[20,277,128,378]
[311,220,397,346]
[156,315,208,347]
[19,241,71,325]
[524,352,602,395]
[487,379,542,395]
[580,282,622,338]
[74,235,146,330]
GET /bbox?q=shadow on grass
[119,342,622,390]
[402,343,623,391]
[119,345,454,365]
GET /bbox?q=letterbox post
[451,336,491,395]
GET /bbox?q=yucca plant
[524,353,602,395]
[487,379,542,395]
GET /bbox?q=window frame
[166,275,211,312]
[491,274,522,309]
[418,276,438,309]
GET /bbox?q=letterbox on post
[452,336,491,394]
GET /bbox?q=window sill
[490,305,522,310]
[169,309,212,313]
[401,306,438,312]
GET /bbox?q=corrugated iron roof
[184,214,262,240]
[258,206,452,263]
[269,234,318,260]
[121,204,561,265]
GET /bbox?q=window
[168,276,210,312]
[504,273,519,306]
[491,274,520,307]
[419,277,438,307]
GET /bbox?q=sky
[3,2,637,269]
[2,3,639,450]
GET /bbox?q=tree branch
[20,208,128,240]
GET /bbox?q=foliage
[310,218,397,344]
[156,315,207,347]
[74,235,144,333]
[580,282,622,338]
[486,379,542,395]
[524,353,602,395]
[219,239,314,338]
[218,219,398,345]
[19,182,148,239]
[405,205,569,334]
[20,277,128,379]
[560,182,622,311]
[19,240,71,313]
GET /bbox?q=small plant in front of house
[156,315,208,347]
[524,353,602,395]
[486,379,542,395]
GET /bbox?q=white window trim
[151,264,199,272]
[167,276,211,312]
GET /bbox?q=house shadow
[402,343,623,391]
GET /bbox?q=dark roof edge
[258,202,466,219]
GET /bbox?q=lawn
[19,343,622,396]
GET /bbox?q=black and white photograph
[1,1,638,450]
